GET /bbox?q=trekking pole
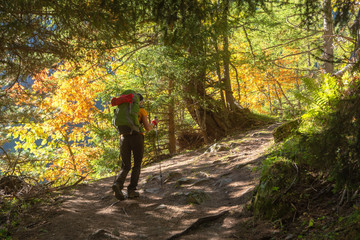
[154,116,163,187]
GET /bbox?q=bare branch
[53,174,89,191]
[272,47,320,61]
[273,62,321,72]
[86,42,152,84]
[0,146,11,162]
[243,26,256,62]
[332,63,355,78]
[263,32,321,50]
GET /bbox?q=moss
[272,119,301,143]
[185,190,209,204]
[252,159,299,220]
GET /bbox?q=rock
[176,177,194,187]
[88,229,122,240]
[111,229,120,236]
[145,188,160,193]
[166,171,183,182]
[215,177,232,187]
[155,204,167,210]
[212,160,222,164]
[273,119,301,143]
[285,234,295,240]
[192,178,211,186]
[185,190,209,204]
[195,171,209,178]
[234,163,249,169]
[205,143,229,153]
[229,142,241,148]
[145,174,159,183]
[250,132,268,137]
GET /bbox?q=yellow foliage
[9,61,107,185]
[231,46,300,114]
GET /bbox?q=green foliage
[294,74,343,134]
[0,189,53,239]
[339,206,360,239]
[253,157,297,220]
[253,72,360,223]
[293,73,360,191]
[0,197,24,238]
[90,147,120,177]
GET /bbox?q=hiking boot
[128,190,140,199]
[112,183,125,201]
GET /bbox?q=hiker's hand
[151,118,158,126]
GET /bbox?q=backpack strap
[126,101,140,134]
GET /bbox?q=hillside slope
[13,124,280,240]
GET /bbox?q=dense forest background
[2,0,360,238]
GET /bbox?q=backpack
[111,90,140,134]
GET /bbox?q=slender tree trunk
[214,41,226,108]
[274,83,283,117]
[306,22,312,76]
[266,74,272,114]
[323,0,334,74]
[168,78,176,155]
[295,67,302,113]
[275,80,295,115]
[62,132,76,171]
[223,35,234,110]
[230,62,242,104]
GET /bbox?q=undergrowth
[252,73,360,238]
[0,176,53,239]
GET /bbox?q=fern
[293,74,343,134]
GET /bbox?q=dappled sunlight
[13,125,277,240]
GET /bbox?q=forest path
[14,123,281,240]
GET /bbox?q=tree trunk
[266,74,272,114]
[274,83,283,117]
[182,0,264,141]
[323,0,334,74]
[214,41,226,109]
[222,0,238,111]
[168,78,176,155]
[184,72,227,141]
[184,73,260,141]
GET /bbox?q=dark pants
[114,133,144,191]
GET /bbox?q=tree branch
[263,32,321,50]
[88,42,152,84]
[272,62,320,72]
[272,47,320,61]
[243,26,256,62]
[0,146,11,163]
[52,174,88,191]
[332,63,355,78]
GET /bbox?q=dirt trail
[14,124,280,240]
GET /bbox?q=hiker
[112,93,158,200]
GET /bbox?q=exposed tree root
[166,210,229,240]
[88,229,122,240]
